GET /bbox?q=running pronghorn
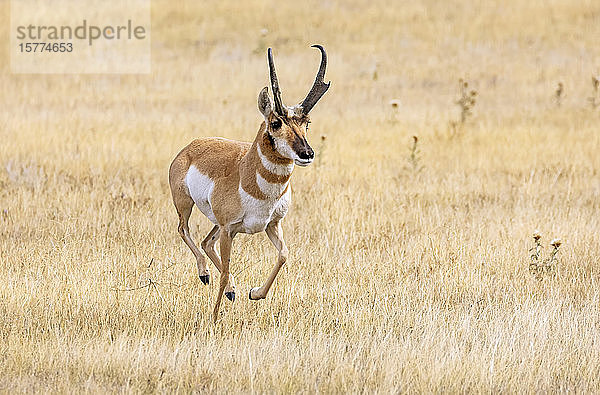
[169,45,330,321]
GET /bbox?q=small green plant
[587,75,599,109]
[529,231,561,280]
[456,78,477,123]
[554,82,564,107]
[448,78,477,137]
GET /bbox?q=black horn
[267,48,287,117]
[299,45,331,114]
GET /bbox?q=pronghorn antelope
[169,45,330,321]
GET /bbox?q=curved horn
[300,45,331,114]
[267,48,287,116]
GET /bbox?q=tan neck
[239,123,294,200]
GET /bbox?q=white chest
[238,185,291,234]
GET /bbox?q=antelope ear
[258,87,272,117]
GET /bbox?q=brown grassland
[2,0,600,392]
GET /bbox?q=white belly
[185,165,218,224]
[238,185,291,234]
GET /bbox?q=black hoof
[225,291,235,302]
[249,289,260,301]
[199,275,209,285]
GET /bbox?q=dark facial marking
[270,118,282,130]
[292,133,314,160]
[265,127,276,149]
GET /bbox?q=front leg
[249,220,288,300]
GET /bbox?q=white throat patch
[257,143,294,176]
[256,172,288,198]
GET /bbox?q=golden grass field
[2,0,600,392]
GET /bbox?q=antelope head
[257,45,331,166]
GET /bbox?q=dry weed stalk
[315,135,327,171]
[554,82,564,107]
[388,99,401,124]
[111,258,182,316]
[371,61,379,81]
[406,135,424,175]
[529,231,561,280]
[389,99,401,109]
[587,76,599,109]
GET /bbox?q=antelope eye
[271,119,282,129]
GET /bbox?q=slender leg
[174,197,210,284]
[213,226,235,322]
[249,220,288,300]
[201,225,236,299]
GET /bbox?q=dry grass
[2,0,600,392]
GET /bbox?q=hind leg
[213,225,238,322]
[174,195,210,284]
[202,225,236,300]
